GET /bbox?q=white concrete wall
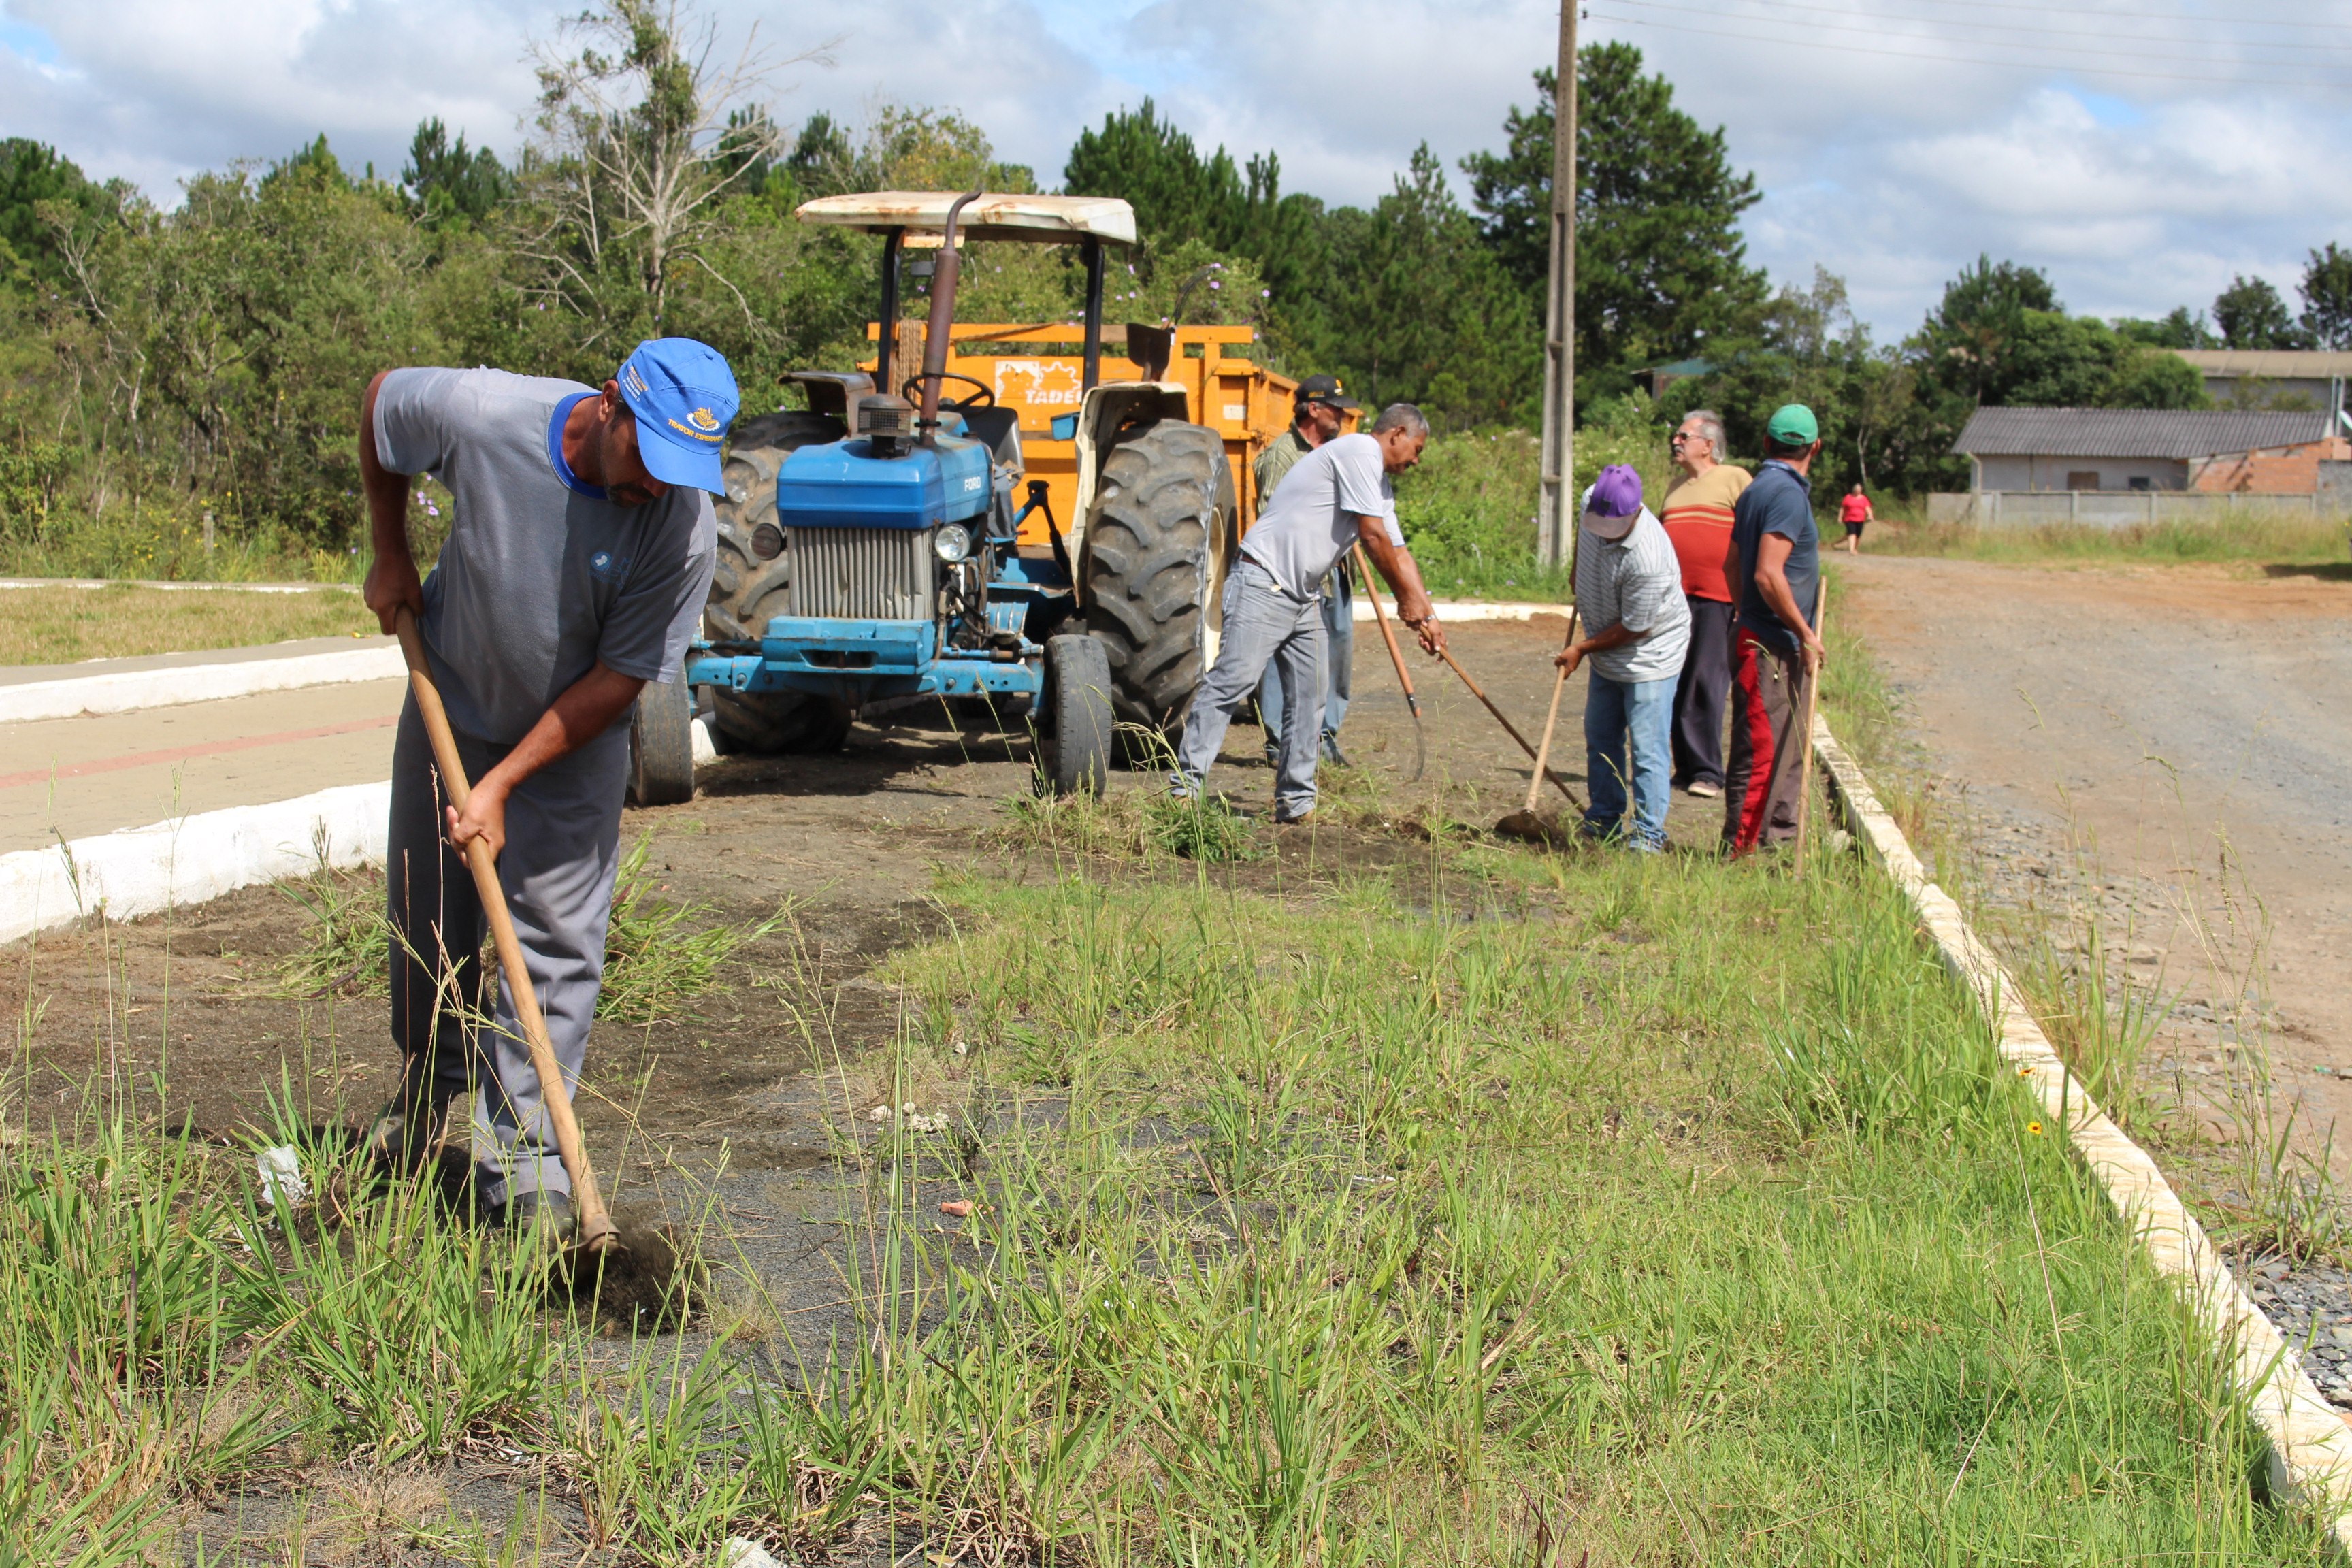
[1973,455,2191,491]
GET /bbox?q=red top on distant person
[1840,491,1872,525]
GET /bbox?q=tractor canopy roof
[795,191,1136,246]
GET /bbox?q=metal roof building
[1950,408,2336,491]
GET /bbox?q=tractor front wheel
[626,674,696,806]
[1037,633,1112,798]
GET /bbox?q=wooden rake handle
[1791,575,1829,879]
[1437,649,1584,810]
[1524,605,1583,815]
[393,609,619,1253]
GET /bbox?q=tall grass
[1868,508,2349,567]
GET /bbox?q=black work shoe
[363,1094,452,1175]
[503,1188,576,1243]
[1273,807,1315,826]
[1320,735,1350,768]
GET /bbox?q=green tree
[2212,274,2306,349]
[2298,242,2352,350]
[402,118,513,227]
[1328,146,1537,427]
[1458,44,1766,403]
[2114,306,2215,349]
[0,139,114,291]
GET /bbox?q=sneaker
[1320,735,1351,768]
[503,1188,576,1243]
[1273,807,1315,826]
[1686,779,1724,799]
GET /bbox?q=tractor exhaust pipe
[917,186,983,447]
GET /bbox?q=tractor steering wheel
[901,372,996,411]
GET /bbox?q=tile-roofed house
[2170,350,2352,414]
[1951,408,2339,491]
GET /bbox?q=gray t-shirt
[1237,432,1404,600]
[374,368,717,745]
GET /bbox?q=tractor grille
[785,527,934,621]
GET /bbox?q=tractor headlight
[933,524,973,564]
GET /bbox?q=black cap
[1295,374,1360,412]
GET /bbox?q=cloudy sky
[3,0,2347,340]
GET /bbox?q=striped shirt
[1574,503,1691,684]
[1659,463,1749,603]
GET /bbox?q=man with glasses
[1658,409,1748,800]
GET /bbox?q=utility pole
[1535,1,1578,567]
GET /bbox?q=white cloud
[3,0,2349,338]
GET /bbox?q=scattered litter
[904,1113,949,1132]
[951,1039,968,1056]
[939,1199,977,1218]
[867,1105,892,1123]
[718,1537,785,1568]
[255,1145,308,1208]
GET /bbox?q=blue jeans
[1582,672,1676,851]
[1258,566,1351,756]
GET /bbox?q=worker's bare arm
[445,662,648,858]
[359,370,423,635]
[1752,533,1825,672]
[1554,621,1640,676]
[1356,514,1446,654]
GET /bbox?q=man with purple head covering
[1554,464,1690,852]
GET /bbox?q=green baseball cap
[1767,403,1819,446]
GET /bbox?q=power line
[1630,0,2352,54]
[1910,0,2352,33]
[1584,5,2352,86]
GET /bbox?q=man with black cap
[357,338,736,1237]
[1254,374,1359,766]
[1554,464,1689,852]
[1723,402,1827,855]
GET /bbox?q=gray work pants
[1171,561,1323,816]
[1257,564,1352,755]
[385,697,628,1205]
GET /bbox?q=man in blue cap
[357,339,737,1236]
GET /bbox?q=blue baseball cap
[615,338,739,495]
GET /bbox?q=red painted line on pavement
[0,715,397,792]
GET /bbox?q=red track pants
[1723,627,1811,854]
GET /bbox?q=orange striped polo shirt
[1659,463,1750,603]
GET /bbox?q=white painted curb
[1814,715,2352,1547]
[0,782,389,947]
[0,644,404,724]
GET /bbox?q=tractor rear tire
[1038,633,1112,798]
[706,409,847,753]
[626,674,696,806]
[1081,420,1235,751]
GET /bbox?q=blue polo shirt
[1731,459,1820,659]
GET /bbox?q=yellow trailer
[860,319,1307,548]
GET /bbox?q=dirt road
[1838,555,2352,1137]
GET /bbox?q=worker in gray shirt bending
[359,338,734,1237]
[1554,464,1690,852]
[1171,402,1446,824]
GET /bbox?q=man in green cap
[1723,402,1826,854]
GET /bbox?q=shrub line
[1812,712,2352,1550]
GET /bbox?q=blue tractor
[624,191,1239,806]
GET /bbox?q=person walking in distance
[1171,403,1446,824]
[1658,409,1748,800]
[1838,483,1873,553]
[1555,465,1690,853]
[1722,404,1826,855]
[359,339,734,1237]
[1255,375,1358,767]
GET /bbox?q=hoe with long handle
[1437,647,1585,810]
[1791,574,1829,878]
[1353,544,1426,782]
[395,608,620,1255]
[1522,537,1584,818]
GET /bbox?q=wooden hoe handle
[394,610,619,1253]
[1438,649,1583,809]
[1791,576,1829,879]
[1524,605,1582,816]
